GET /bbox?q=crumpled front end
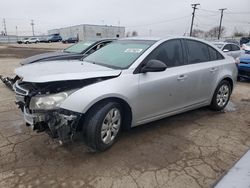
[13,80,82,143]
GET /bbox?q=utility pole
[190,3,200,37]
[3,18,7,36]
[149,29,152,37]
[218,8,227,40]
[16,26,18,41]
[31,20,35,36]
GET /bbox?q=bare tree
[232,28,247,37]
[205,26,226,38]
[192,29,205,38]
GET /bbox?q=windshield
[83,40,155,69]
[213,43,224,49]
[64,41,96,53]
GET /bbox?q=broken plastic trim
[0,75,19,90]
[25,108,82,143]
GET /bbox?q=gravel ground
[0,44,250,188]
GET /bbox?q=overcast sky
[0,0,249,36]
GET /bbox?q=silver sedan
[14,37,238,151]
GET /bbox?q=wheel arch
[222,77,234,90]
[84,97,133,130]
[210,75,234,104]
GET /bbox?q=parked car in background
[213,42,241,59]
[62,37,79,43]
[41,35,62,43]
[48,35,62,42]
[17,37,30,44]
[238,51,250,80]
[224,39,240,46]
[13,37,237,151]
[242,42,250,51]
[0,39,115,88]
[240,37,250,46]
[26,37,40,44]
[17,37,39,44]
[20,39,115,65]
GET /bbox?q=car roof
[212,41,239,46]
[117,36,219,44]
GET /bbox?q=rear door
[182,39,223,105]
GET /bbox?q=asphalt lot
[0,43,250,188]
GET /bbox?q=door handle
[210,67,218,72]
[177,75,187,81]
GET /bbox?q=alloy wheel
[101,108,121,144]
[216,84,230,107]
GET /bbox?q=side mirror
[141,59,167,73]
[223,49,229,52]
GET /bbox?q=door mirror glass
[223,49,229,52]
[141,59,167,73]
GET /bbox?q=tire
[84,101,122,152]
[210,80,232,111]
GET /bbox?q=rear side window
[231,44,240,51]
[208,46,224,61]
[185,40,210,64]
[144,39,185,67]
[223,44,231,51]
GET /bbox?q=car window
[213,43,224,49]
[231,44,240,51]
[185,39,210,64]
[86,41,112,55]
[64,41,96,53]
[222,44,231,51]
[144,39,185,67]
[208,46,224,61]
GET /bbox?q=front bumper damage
[23,107,82,143]
[13,81,83,144]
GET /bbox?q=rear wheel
[84,101,122,151]
[210,80,231,111]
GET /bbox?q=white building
[48,24,125,40]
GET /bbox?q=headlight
[29,90,76,110]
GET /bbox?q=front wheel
[84,101,122,151]
[210,80,231,111]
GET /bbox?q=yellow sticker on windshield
[124,48,143,53]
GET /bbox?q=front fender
[60,74,138,114]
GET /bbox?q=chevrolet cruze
[14,37,237,151]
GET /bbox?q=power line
[190,3,200,36]
[218,8,227,40]
[126,15,190,28]
[225,11,250,14]
[198,8,218,13]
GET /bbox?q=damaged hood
[20,51,80,65]
[15,60,121,83]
